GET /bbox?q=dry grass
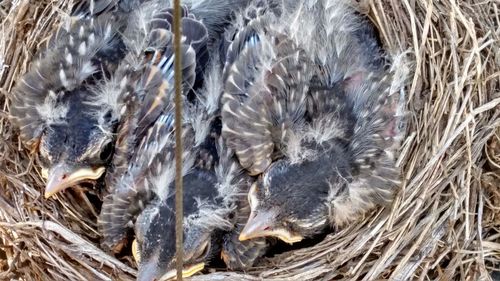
[0,0,499,280]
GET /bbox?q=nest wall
[0,0,499,280]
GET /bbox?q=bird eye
[99,142,114,162]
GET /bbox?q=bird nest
[0,0,499,280]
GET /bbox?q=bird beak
[137,258,205,281]
[134,238,205,281]
[239,210,304,244]
[157,263,205,281]
[44,163,105,198]
[132,239,141,264]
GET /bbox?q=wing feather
[221,18,312,175]
[9,16,123,148]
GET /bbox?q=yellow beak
[134,238,205,281]
[239,211,304,244]
[132,239,141,264]
[44,163,105,198]
[158,263,205,281]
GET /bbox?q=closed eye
[99,141,114,162]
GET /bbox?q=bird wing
[221,14,312,175]
[222,224,269,270]
[99,111,197,251]
[85,3,205,135]
[9,16,123,150]
[71,0,144,16]
[220,161,269,269]
[98,5,207,251]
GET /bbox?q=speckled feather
[71,0,143,16]
[99,114,196,251]
[97,0,256,260]
[9,16,124,149]
[221,186,268,270]
[97,2,210,251]
[221,0,406,240]
[221,10,313,175]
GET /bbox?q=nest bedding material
[0,0,499,280]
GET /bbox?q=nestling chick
[101,60,267,280]
[132,128,262,280]
[221,0,406,244]
[9,14,128,198]
[98,0,211,252]
[98,1,268,279]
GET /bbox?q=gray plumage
[97,1,268,279]
[221,0,407,243]
[9,14,129,198]
[98,2,208,251]
[71,0,143,16]
[10,16,124,150]
[101,54,267,280]
[73,0,254,49]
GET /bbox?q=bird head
[239,146,352,244]
[133,201,209,281]
[36,89,119,198]
[8,15,127,199]
[134,170,233,281]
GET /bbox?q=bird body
[9,0,243,198]
[101,57,268,280]
[97,0,211,252]
[221,0,406,243]
[96,1,269,280]
[10,14,127,198]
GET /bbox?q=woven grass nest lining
[0,0,499,280]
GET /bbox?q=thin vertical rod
[172,0,184,280]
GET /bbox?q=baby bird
[97,0,212,252]
[98,1,268,279]
[9,13,128,198]
[221,0,405,244]
[100,57,268,280]
[8,0,234,198]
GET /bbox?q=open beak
[44,163,105,198]
[239,210,303,244]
